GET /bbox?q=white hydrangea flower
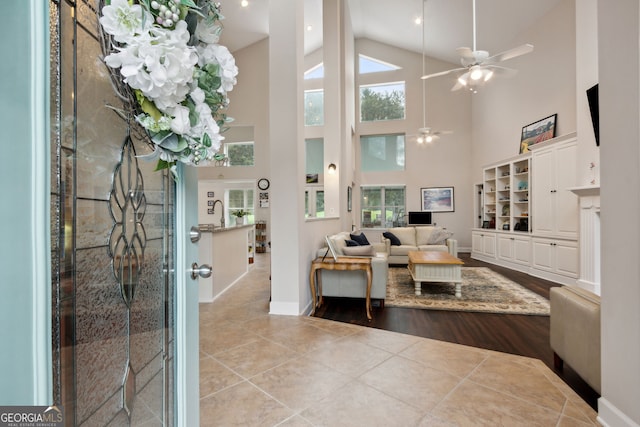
[168,105,191,135]
[197,44,239,94]
[99,0,152,43]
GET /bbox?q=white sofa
[315,231,389,303]
[380,226,457,265]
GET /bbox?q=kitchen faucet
[212,199,225,228]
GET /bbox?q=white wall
[471,0,577,179]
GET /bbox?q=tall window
[304,90,324,126]
[227,189,254,225]
[360,134,405,172]
[224,141,254,166]
[361,186,405,228]
[359,82,405,122]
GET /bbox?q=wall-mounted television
[408,211,432,225]
[586,83,599,146]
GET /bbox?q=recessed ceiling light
[306,24,313,31]
[240,0,249,7]
[414,17,422,25]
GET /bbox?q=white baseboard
[597,397,640,427]
[269,301,302,316]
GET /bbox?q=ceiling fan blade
[433,130,454,136]
[487,44,534,63]
[421,67,465,80]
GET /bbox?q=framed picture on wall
[421,187,455,212]
[520,113,557,153]
[207,191,215,197]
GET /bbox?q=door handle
[190,263,212,280]
[190,226,201,243]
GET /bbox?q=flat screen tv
[586,83,599,146]
[408,211,432,225]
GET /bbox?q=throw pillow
[427,228,454,245]
[345,239,360,247]
[383,231,401,246]
[342,245,375,256]
[350,233,370,246]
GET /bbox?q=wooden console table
[309,256,373,320]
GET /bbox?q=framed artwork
[347,186,352,212]
[421,187,455,212]
[207,200,214,206]
[207,208,214,215]
[259,191,270,208]
[207,191,215,197]
[520,113,557,153]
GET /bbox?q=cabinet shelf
[481,154,531,233]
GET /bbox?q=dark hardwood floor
[312,252,600,410]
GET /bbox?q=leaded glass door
[50,1,182,424]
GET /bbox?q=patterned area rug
[386,267,550,315]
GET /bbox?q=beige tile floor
[199,253,599,426]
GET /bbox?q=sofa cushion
[427,228,454,245]
[328,231,351,256]
[383,231,401,246]
[389,245,417,256]
[390,227,416,245]
[350,232,370,246]
[345,239,360,247]
[343,245,375,256]
[415,226,435,245]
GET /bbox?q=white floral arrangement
[99,0,238,173]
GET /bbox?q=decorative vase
[236,217,244,226]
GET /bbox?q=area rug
[386,267,550,315]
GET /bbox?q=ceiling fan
[411,0,452,144]
[421,0,534,93]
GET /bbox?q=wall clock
[257,178,270,190]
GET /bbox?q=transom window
[358,54,401,74]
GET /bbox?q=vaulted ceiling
[218,0,563,65]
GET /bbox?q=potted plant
[232,209,249,225]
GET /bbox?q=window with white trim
[360,186,405,229]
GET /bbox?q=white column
[268,0,305,315]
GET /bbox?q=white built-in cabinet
[472,133,579,285]
[498,234,531,266]
[530,139,578,239]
